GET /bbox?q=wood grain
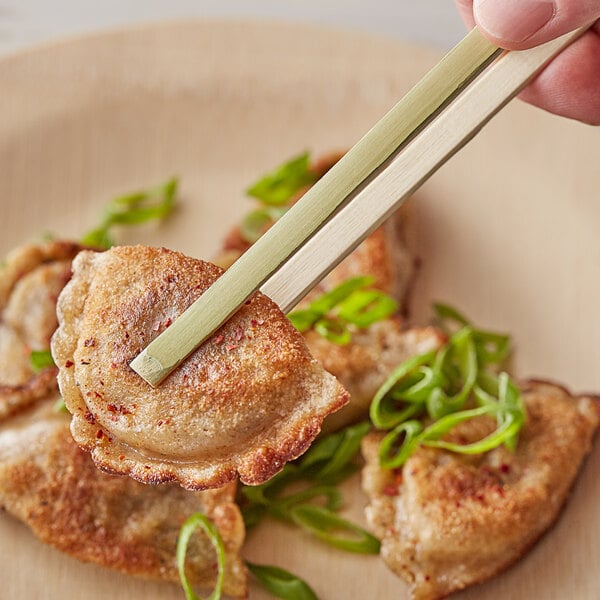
[0,20,598,600]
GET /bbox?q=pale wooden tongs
[131,25,589,387]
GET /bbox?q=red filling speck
[383,484,399,497]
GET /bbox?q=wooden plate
[0,20,598,600]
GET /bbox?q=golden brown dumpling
[0,240,83,420]
[52,245,348,490]
[306,320,445,434]
[0,401,248,598]
[361,380,600,600]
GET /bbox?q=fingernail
[475,0,555,43]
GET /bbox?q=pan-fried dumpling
[0,241,83,420]
[306,320,445,434]
[361,380,600,600]
[52,245,349,490]
[0,401,248,598]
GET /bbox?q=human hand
[454,0,600,124]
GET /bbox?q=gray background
[0,1,467,56]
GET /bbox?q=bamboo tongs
[131,25,589,387]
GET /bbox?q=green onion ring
[177,513,225,600]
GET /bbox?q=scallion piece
[290,505,380,554]
[434,302,511,366]
[176,513,225,600]
[425,327,478,419]
[287,276,398,345]
[372,303,526,468]
[81,177,178,249]
[246,562,319,600]
[313,317,352,345]
[246,152,317,205]
[309,276,375,315]
[301,421,371,483]
[433,302,470,328]
[337,288,399,328]
[239,422,372,549]
[378,420,424,469]
[369,350,436,429]
[268,485,343,521]
[53,397,68,413]
[240,206,288,243]
[29,349,55,373]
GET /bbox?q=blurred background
[0,0,466,55]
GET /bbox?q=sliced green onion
[176,513,225,600]
[314,317,352,345]
[373,303,526,468]
[290,505,380,554]
[53,397,68,413]
[308,276,375,315]
[81,226,115,249]
[473,330,511,366]
[242,465,300,508]
[433,302,470,328]
[246,152,317,205]
[107,178,177,224]
[240,422,373,545]
[434,302,511,366]
[369,350,437,429]
[246,562,319,600]
[294,432,342,472]
[240,206,288,243]
[337,289,398,328]
[269,485,343,521]
[425,328,477,419]
[305,421,371,483]
[241,503,266,529]
[29,349,56,373]
[424,410,522,455]
[421,405,498,449]
[81,177,178,249]
[288,276,398,345]
[378,420,424,469]
[287,309,321,333]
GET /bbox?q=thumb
[474,0,600,49]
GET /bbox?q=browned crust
[361,379,600,599]
[0,240,84,306]
[0,240,85,421]
[52,246,349,490]
[0,367,59,422]
[0,404,248,597]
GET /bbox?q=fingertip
[518,29,600,125]
[454,0,477,30]
[474,0,556,48]
[474,0,600,49]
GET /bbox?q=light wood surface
[0,20,599,600]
